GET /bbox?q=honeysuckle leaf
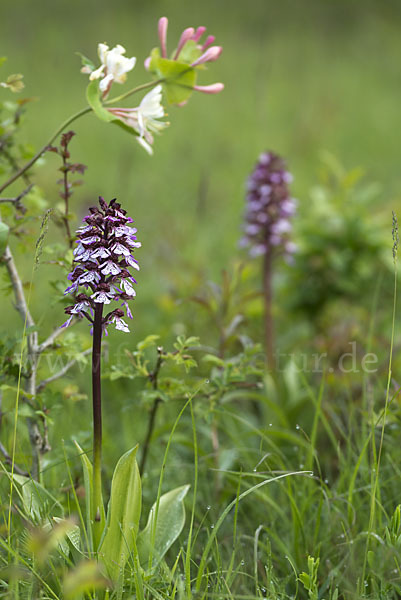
[99,445,141,581]
[86,80,116,123]
[137,484,190,570]
[76,52,95,72]
[74,441,105,552]
[148,48,196,105]
[176,40,202,65]
[0,222,9,257]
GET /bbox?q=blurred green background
[2,0,401,467]
[2,0,401,335]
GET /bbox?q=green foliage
[99,445,142,580]
[287,154,390,323]
[137,484,190,570]
[299,556,320,600]
[2,4,401,599]
[148,48,197,105]
[0,221,9,256]
[86,80,117,123]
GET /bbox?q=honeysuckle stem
[105,78,164,105]
[92,302,104,551]
[0,107,91,194]
[0,80,160,195]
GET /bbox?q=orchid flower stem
[92,302,104,552]
[263,251,276,370]
[0,80,161,195]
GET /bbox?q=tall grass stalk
[360,233,398,593]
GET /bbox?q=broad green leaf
[86,80,117,123]
[149,48,197,105]
[100,445,141,581]
[74,441,105,552]
[41,518,81,558]
[137,484,190,570]
[12,474,63,523]
[53,517,81,552]
[0,222,9,257]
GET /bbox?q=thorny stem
[263,251,275,370]
[0,80,162,195]
[92,302,104,551]
[139,347,164,476]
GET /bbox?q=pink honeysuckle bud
[158,16,168,58]
[174,27,195,60]
[192,26,206,42]
[201,35,216,51]
[193,83,224,94]
[144,56,151,70]
[191,46,223,67]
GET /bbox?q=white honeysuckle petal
[139,85,164,119]
[106,47,136,81]
[89,65,105,81]
[99,73,114,92]
[98,43,109,63]
[136,136,153,155]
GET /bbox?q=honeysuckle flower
[108,84,169,155]
[85,43,136,96]
[145,17,224,100]
[62,197,140,334]
[240,151,297,259]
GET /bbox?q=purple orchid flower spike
[240,151,297,370]
[62,196,141,334]
[240,151,297,260]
